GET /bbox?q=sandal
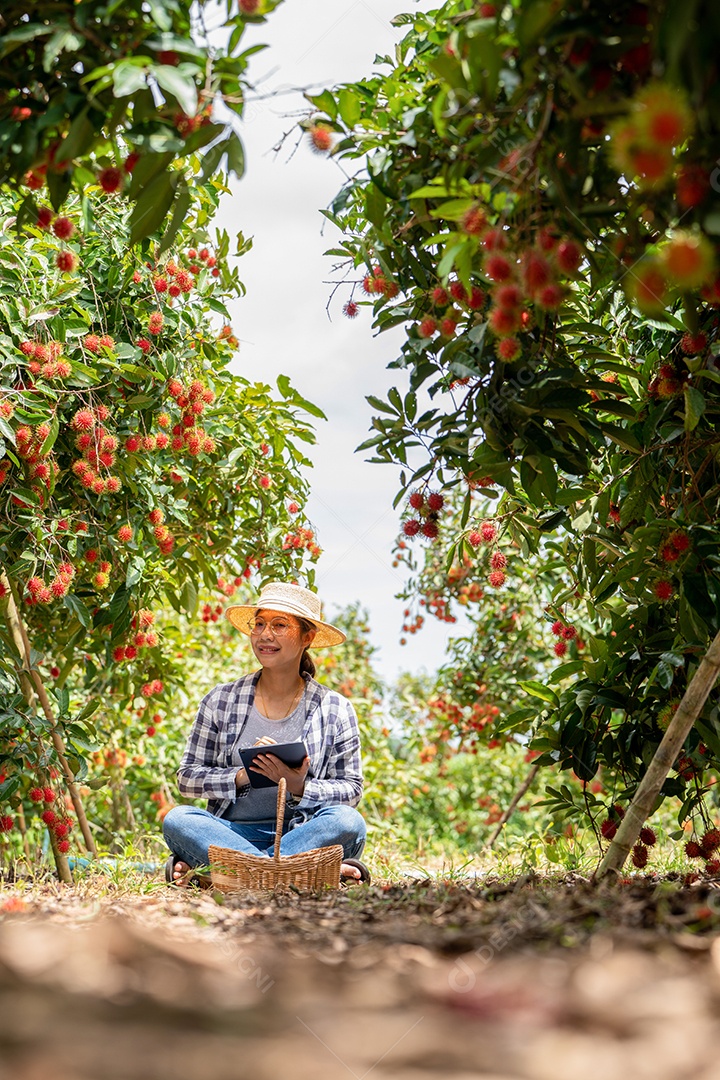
[341,858,371,885]
[165,853,208,888]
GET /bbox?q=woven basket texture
[209,777,343,892]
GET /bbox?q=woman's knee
[162,803,208,842]
[322,804,366,842]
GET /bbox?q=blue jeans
[163,803,366,869]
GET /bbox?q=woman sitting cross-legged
[162,581,370,886]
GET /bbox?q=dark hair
[296,616,317,678]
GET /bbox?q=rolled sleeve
[177,692,242,802]
[296,698,363,809]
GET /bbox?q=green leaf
[128,171,176,246]
[226,135,245,180]
[74,698,101,725]
[43,27,83,73]
[112,60,150,98]
[114,343,138,360]
[153,65,198,116]
[338,88,361,127]
[60,107,96,164]
[367,395,398,415]
[63,594,91,628]
[180,577,198,617]
[53,687,70,717]
[519,680,559,707]
[684,386,705,432]
[305,90,338,120]
[157,177,191,255]
[39,413,59,456]
[365,184,387,230]
[125,557,146,589]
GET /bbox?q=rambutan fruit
[480,521,497,542]
[495,336,521,361]
[601,818,617,840]
[98,166,123,193]
[676,163,709,210]
[467,285,486,309]
[36,206,54,229]
[626,259,668,315]
[309,125,333,153]
[484,254,512,283]
[488,307,519,336]
[631,842,648,868]
[522,252,551,293]
[555,240,582,275]
[52,216,74,240]
[56,250,77,273]
[680,331,707,356]
[660,230,715,290]
[460,205,487,235]
[494,283,523,310]
[449,280,468,303]
[536,283,566,310]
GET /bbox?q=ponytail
[296,617,317,678]
[300,649,316,678]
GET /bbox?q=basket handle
[273,777,287,861]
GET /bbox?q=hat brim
[224,604,346,648]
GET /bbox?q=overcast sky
[215,0,473,684]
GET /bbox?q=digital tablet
[239,742,308,788]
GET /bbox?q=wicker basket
[208,777,343,893]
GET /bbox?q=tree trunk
[594,629,720,882]
[486,763,541,848]
[2,574,97,862]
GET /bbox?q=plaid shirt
[177,671,363,822]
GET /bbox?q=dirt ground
[0,871,719,1080]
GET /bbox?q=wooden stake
[2,575,97,860]
[486,763,540,848]
[594,630,720,882]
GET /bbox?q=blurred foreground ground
[0,874,719,1080]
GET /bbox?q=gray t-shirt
[222,697,306,822]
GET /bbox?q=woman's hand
[250,752,310,797]
[235,737,277,789]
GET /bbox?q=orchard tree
[308,1,720,869]
[0,172,323,875]
[0,0,283,242]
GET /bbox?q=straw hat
[225,581,346,648]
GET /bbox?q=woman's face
[250,608,316,669]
